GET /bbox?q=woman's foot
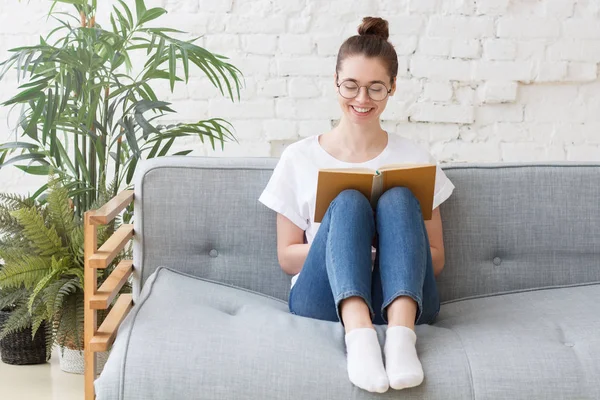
[345,328,389,393]
[384,325,424,390]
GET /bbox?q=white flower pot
[56,345,110,375]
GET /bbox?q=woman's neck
[332,118,386,153]
[321,118,388,163]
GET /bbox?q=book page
[370,174,385,208]
[319,168,376,174]
[377,163,434,172]
[314,170,375,223]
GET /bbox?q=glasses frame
[336,79,392,101]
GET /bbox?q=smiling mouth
[351,105,374,115]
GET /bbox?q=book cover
[314,164,436,222]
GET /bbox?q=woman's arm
[276,213,309,275]
[424,207,446,277]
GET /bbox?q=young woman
[259,17,455,394]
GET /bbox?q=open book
[314,164,437,223]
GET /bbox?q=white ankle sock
[384,325,424,390]
[344,328,389,393]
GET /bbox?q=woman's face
[335,55,396,125]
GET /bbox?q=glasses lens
[339,82,359,99]
[368,83,388,101]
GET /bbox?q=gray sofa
[94,157,600,400]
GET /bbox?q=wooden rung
[89,224,134,269]
[89,190,134,225]
[90,294,133,352]
[90,260,133,310]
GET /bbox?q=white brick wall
[1,0,600,196]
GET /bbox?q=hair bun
[357,17,389,41]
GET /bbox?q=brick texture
[1,0,600,194]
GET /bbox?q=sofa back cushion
[438,163,600,303]
[133,157,600,304]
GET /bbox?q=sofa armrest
[84,190,135,400]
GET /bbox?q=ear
[389,77,397,96]
[334,73,341,94]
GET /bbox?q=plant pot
[0,308,49,365]
[56,344,110,375]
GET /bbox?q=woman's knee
[332,189,372,213]
[377,187,418,213]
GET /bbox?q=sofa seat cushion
[95,267,471,400]
[95,267,599,399]
[434,282,600,399]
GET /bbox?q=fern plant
[0,177,129,358]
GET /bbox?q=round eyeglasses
[336,80,392,101]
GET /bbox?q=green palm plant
[0,177,128,359]
[0,0,242,219]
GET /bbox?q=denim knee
[332,189,372,213]
[377,187,418,213]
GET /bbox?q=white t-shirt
[259,132,456,288]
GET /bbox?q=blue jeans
[289,188,440,326]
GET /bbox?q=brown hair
[336,17,398,86]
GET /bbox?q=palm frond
[0,0,241,220]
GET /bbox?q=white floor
[0,347,84,399]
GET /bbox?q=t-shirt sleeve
[428,152,455,210]
[258,149,308,231]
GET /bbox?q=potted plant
[0,0,242,373]
[0,194,50,365]
[0,178,125,372]
[0,284,49,365]
[0,0,242,219]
